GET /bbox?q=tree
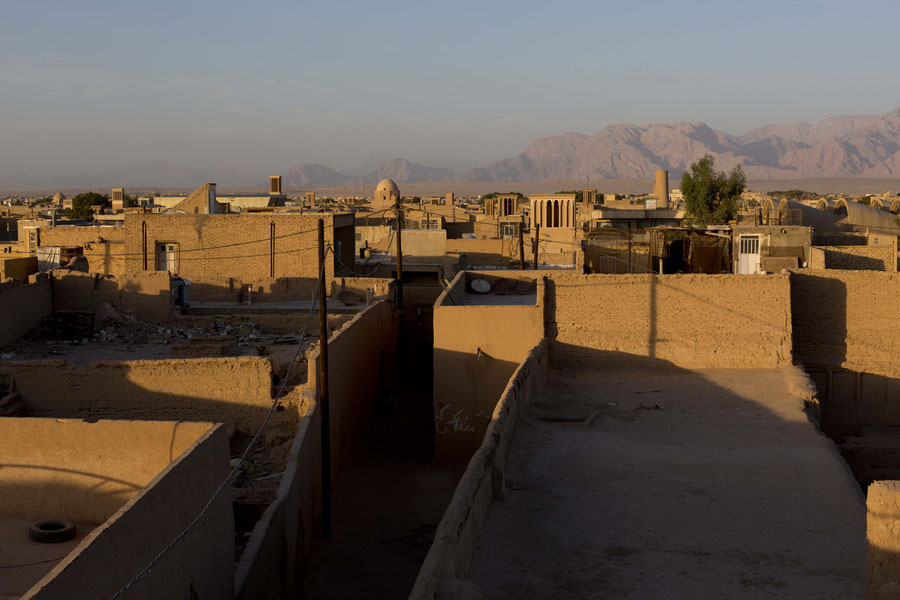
[556,190,584,203]
[681,155,745,225]
[65,192,110,221]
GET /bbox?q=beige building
[123,211,354,286]
[372,178,400,211]
[530,193,576,229]
[529,193,578,258]
[153,178,289,213]
[485,194,519,218]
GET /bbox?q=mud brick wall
[39,225,126,278]
[0,356,274,433]
[867,480,900,599]
[124,213,334,284]
[546,273,792,369]
[818,245,896,272]
[0,275,52,348]
[791,271,900,378]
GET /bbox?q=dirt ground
[470,364,866,599]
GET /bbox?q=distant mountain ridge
[0,158,455,191]
[467,106,900,182]
[5,106,900,190]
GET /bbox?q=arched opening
[553,200,560,227]
[834,199,849,216]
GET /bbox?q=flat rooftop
[0,517,95,599]
[1,312,347,366]
[471,364,865,598]
[461,292,536,306]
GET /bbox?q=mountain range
[468,105,900,182]
[5,106,900,190]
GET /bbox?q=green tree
[681,155,745,225]
[66,192,110,221]
[556,190,584,203]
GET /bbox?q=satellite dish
[470,278,491,294]
[337,290,359,306]
[493,278,514,295]
[515,279,533,294]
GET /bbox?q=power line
[107,248,331,600]
[5,207,396,260]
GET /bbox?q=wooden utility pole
[395,200,404,310]
[317,219,332,537]
[533,224,540,270]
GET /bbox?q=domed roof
[375,178,399,195]
[52,192,65,202]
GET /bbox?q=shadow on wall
[414,342,868,600]
[545,273,793,370]
[791,272,849,369]
[432,347,520,464]
[1,358,295,437]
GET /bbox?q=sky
[2,0,900,181]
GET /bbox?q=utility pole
[395,200,403,310]
[533,223,540,270]
[518,223,525,270]
[317,218,332,537]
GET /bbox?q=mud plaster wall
[409,342,548,600]
[867,480,900,600]
[0,275,52,348]
[236,299,398,599]
[433,294,543,463]
[26,422,233,600]
[791,271,900,378]
[0,418,213,523]
[0,256,37,281]
[187,276,319,303]
[546,273,792,369]
[583,243,651,274]
[51,270,172,323]
[813,245,897,272]
[39,225,126,278]
[123,213,335,286]
[330,276,394,300]
[235,401,319,600]
[306,298,399,482]
[0,356,274,434]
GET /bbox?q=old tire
[29,520,76,543]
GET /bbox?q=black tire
[29,520,76,543]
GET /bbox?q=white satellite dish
[470,278,491,293]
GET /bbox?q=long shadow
[788,273,900,489]
[296,328,465,600]
[469,343,866,599]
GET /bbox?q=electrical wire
[4,207,398,260]
[107,248,331,600]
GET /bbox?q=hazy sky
[3,0,900,178]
